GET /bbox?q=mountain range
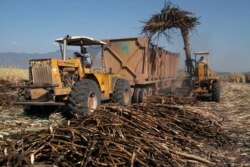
[0,48,100,69]
[0,51,62,69]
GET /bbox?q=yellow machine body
[12,35,129,111]
[192,62,219,94]
[178,51,220,102]
[28,57,114,102]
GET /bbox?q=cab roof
[55,36,106,46]
[193,51,209,55]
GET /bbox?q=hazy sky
[0,0,250,72]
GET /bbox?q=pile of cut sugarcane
[0,95,234,167]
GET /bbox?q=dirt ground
[0,80,64,138]
[200,82,250,165]
[0,81,249,166]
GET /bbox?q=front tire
[182,78,191,88]
[68,79,101,114]
[212,80,220,102]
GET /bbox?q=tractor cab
[55,35,106,70]
[177,51,220,102]
[193,51,211,79]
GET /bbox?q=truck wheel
[147,87,153,96]
[113,79,131,105]
[132,88,140,103]
[68,79,101,114]
[138,88,147,103]
[212,81,220,102]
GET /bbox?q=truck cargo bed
[103,37,179,92]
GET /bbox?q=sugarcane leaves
[142,3,200,65]
[142,4,200,40]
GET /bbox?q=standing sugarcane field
[0,1,249,166]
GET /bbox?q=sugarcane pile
[0,95,234,166]
[0,80,16,108]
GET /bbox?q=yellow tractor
[177,51,220,102]
[13,35,132,114]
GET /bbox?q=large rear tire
[212,80,220,102]
[113,79,131,105]
[68,79,101,114]
[182,78,191,88]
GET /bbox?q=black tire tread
[132,88,140,103]
[138,88,147,103]
[113,79,131,105]
[68,79,101,114]
[212,81,220,102]
[182,78,191,88]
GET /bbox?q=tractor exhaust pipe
[63,35,69,60]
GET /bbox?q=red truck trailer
[103,37,180,103]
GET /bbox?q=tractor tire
[113,78,131,105]
[212,81,220,102]
[138,88,147,103]
[182,78,191,88]
[68,79,101,115]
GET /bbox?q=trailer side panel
[103,37,179,92]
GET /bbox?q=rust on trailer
[103,37,179,91]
